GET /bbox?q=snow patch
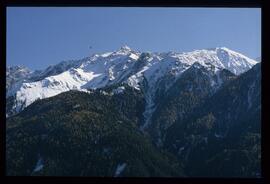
[101,52,113,57]
[73,104,80,109]
[114,163,127,177]
[215,132,224,138]
[129,53,139,60]
[140,91,156,131]
[178,147,185,155]
[112,86,125,94]
[32,155,44,173]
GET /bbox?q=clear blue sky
[7,7,261,70]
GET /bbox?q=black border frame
[0,0,264,7]
[1,0,268,184]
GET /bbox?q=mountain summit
[119,45,132,52]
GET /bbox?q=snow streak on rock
[114,163,127,177]
[32,154,44,174]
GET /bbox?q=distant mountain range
[6,46,261,177]
[6,46,258,117]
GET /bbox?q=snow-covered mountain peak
[120,45,132,51]
[165,47,258,75]
[6,65,33,92]
[7,65,31,74]
[114,45,134,55]
[8,65,26,70]
[215,47,256,63]
[89,45,140,63]
[215,47,258,75]
[6,47,259,117]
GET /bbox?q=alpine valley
[6,46,261,177]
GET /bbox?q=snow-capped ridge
[7,46,258,117]
[217,47,257,63]
[114,45,134,55]
[7,65,31,72]
[120,45,132,51]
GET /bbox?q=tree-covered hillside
[6,86,184,176]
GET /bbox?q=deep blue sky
[7,7,261,70]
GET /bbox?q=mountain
[148,63,237,146]
[162,63,261,177]
[6,66,32,92]
[6,46,261,177]
[6,46,258,117]
[6,87,184,176]
[29,58,91,82]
